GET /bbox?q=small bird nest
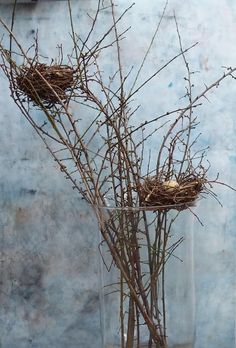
[139,175,205,210]
[15,63,75,106]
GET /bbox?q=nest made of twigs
[15,63,75,105]
[139,175,205,209]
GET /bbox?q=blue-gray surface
[0,1,235,348]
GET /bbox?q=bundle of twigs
[0,1,235,347]
[139,174,205,208]
[15,62,75,105]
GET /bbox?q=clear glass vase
[94,205,195,348]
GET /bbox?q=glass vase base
[107,345,192,348]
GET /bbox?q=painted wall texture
[0,1,235,348]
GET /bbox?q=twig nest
[15,63,75,106]
[139,175,205,209]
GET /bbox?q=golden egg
[162,180,179,191]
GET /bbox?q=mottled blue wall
[0,1,235,348]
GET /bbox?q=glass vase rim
[92,200,198,212]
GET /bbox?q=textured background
[0,1,235,347]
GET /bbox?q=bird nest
[15,63,75,106]
[139,175,205,210]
